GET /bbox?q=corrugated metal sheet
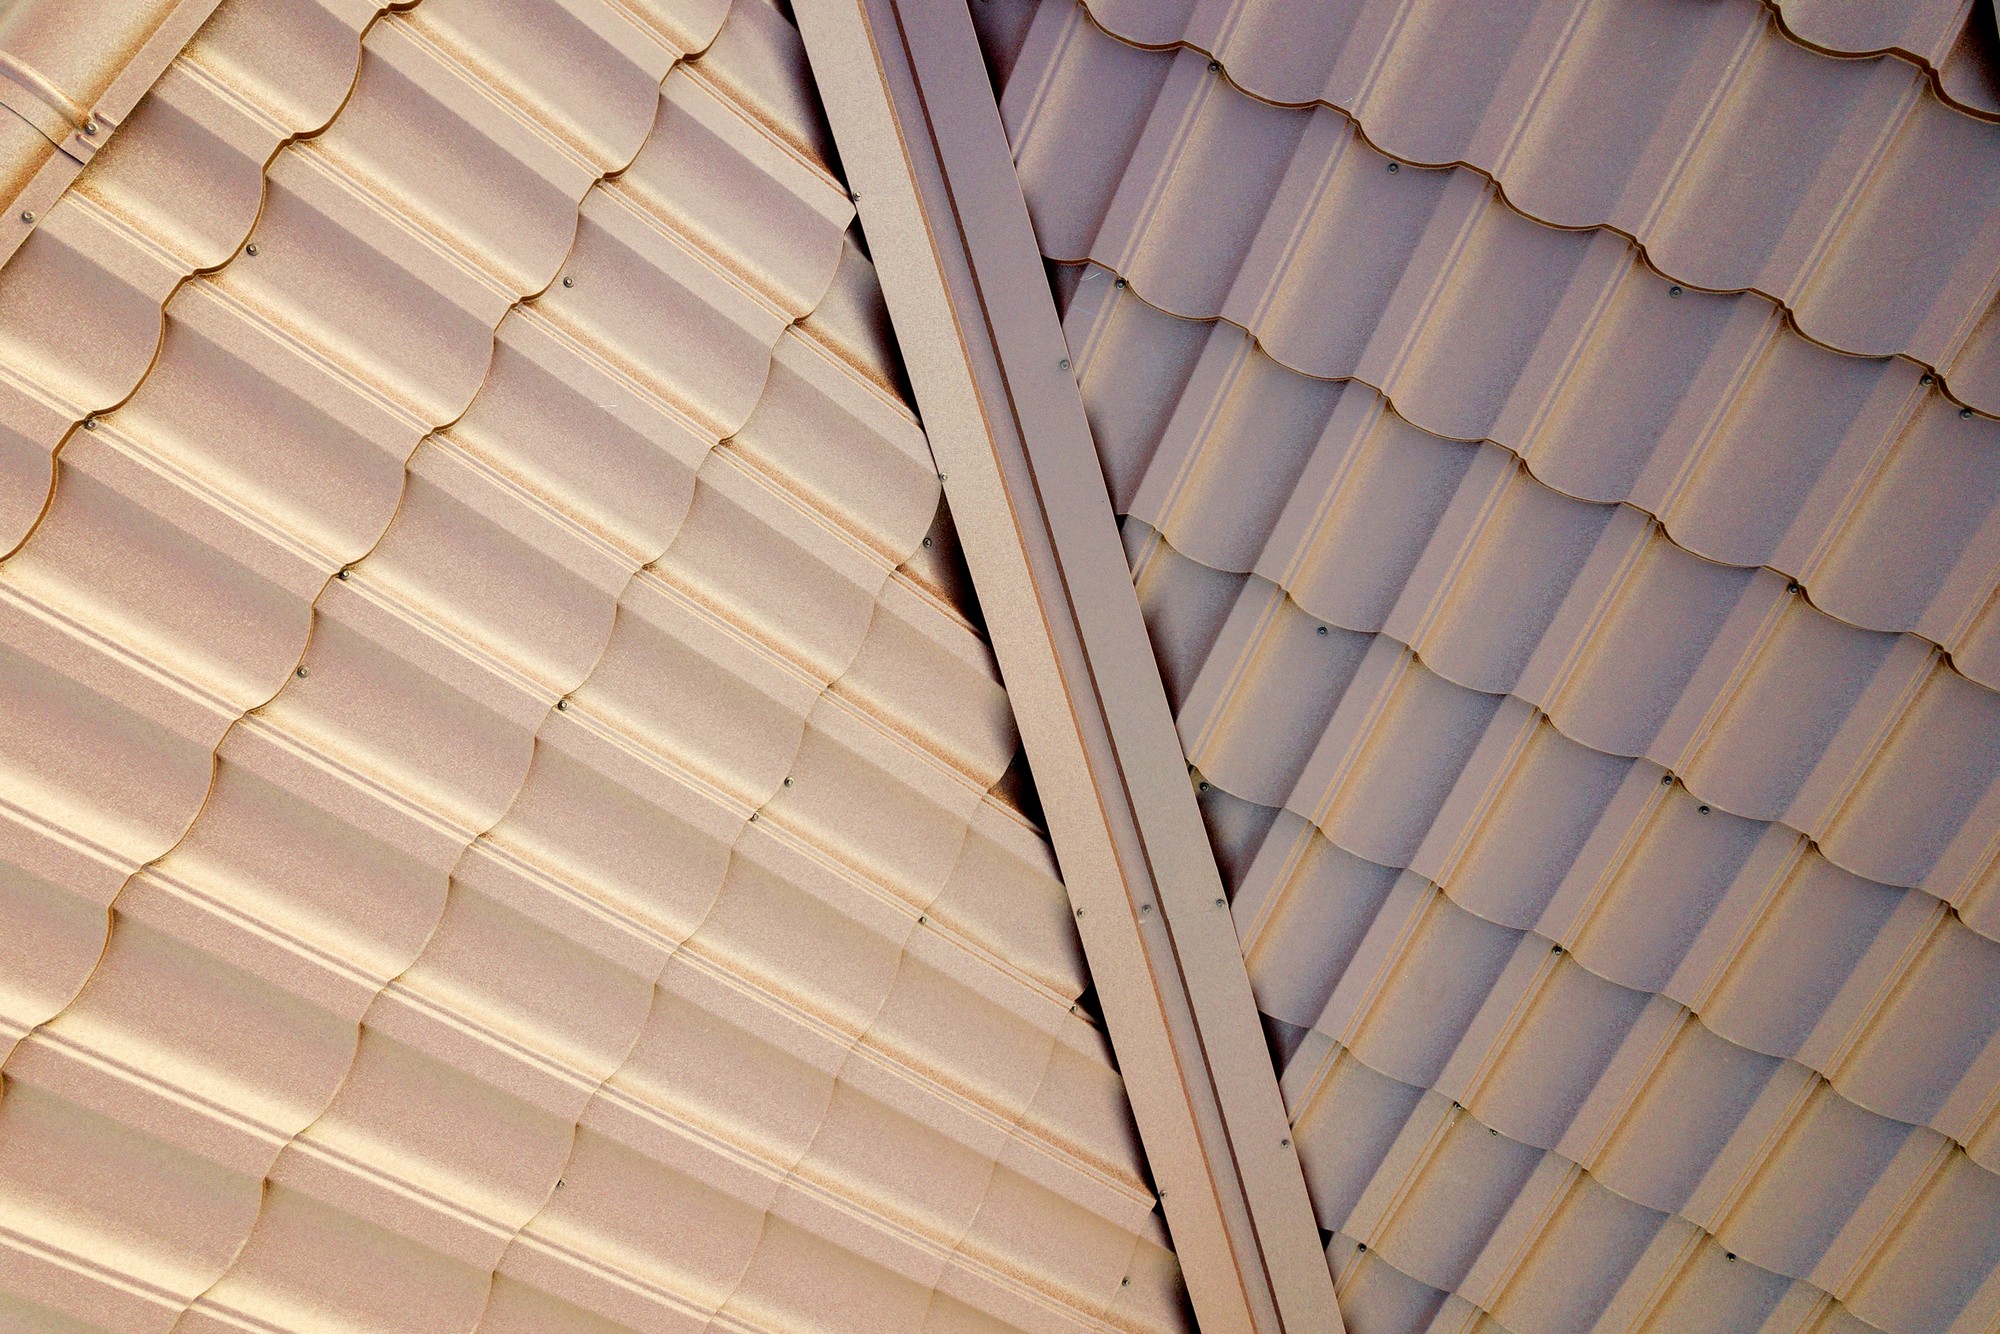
[0,1,1193,1330]
[980,1,2000,1331]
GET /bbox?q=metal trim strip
[792,3,1344,1330]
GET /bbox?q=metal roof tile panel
[985,0,2000,1322]
[1042,0,2000,386]
[0,1,1193,1328]
[1016,5,2000,421]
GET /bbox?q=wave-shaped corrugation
[0,0,405,1067]
[1291,1028,1998,1334]
[1073,286,2000,944]
[1769,0,2000,119]
[1022,76,2000,673]
[1064,259,2000,695]
[1300,1049,1981,1334]
[1131,517,2000,1167]
[1125,528,2000,1329]
[0,0,1187,1329]
[1003,3,2000,423]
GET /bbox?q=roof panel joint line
[792,3,1344,1331]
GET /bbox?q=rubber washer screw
[1386,161,1400,173]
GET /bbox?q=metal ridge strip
[792,3,1343,1330]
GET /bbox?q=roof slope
[0,1,1192,1329]
[979,1,2000,1331]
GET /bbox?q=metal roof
[978,0,2000,1330]
[0,1,1191,1329]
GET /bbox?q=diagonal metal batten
[793,3,1345,1330]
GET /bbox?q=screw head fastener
[1317,625,1329,636]
[1215,897,1226,908]
[1668,285,1683,297]
[1059,357,1070,370]
[295,665,309,678]
[81,416,97,431]
[1921,373,1935,385]
[555,699,568,711]
[17,210,30,224]
[1386,161,1400,173]
[561,275,574,288]
[84,120,98,136]
[1961,407,1975,419]
[336,568,350,580]
[244,243,258,257]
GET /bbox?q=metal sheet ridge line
[792,2,1344,1330]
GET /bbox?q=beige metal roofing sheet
[0,0,1195,1329]
[978,0,2000,1331]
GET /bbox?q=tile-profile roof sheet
[981,1,2000,1331]
[0,1,1193,1330]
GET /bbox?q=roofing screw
[82,416,97,430]
[1386,161,1400,173]
[783,776,793,786]
[1207,60,1220,72]
[1070,1003,1079,1014]
[1550,943,1564,955]
[1787,581,1803,594]
[337,568,351,580]
[84,120,99,136]
[244,243,258,257]
[1668,285,1684,297]
[561,275,574,288]
[1114,277,1127,289]
[1921,373,1935,386]
[1961,407,1975,419]
[917,914,926,924]
[938,471,948,482]
[1661,773,1674,785]
[1356,1243,1367,1253]
[1075,907,1085,918]
[295,665,309,678]
[1059,357,1070,371]
[1215,897,1226,908]
[1317,625,1329,636]
[17,210,30,224]
[1140,903,1152,914]
[1698,803,1711,814]
[922,536,933,547]
[1281,1137,1291,1147]
[556,1179,564,1189]
[1725,1252,1737,1263]
[556,699,569,711]
[1488,1126,1499,1136]
[1121,1277,1131,1287]
[1198,781,1209,792]
[749,811,758,822]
